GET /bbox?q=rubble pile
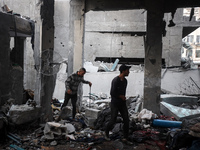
[1,94,200,150]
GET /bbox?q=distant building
[182,8,200,65]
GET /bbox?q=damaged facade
[0,0,200,150]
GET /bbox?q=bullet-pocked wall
[1,0,183,101]
[4,0,38,90]
[1,0,70,91]
[84,9,183,67]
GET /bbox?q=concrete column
[0,13,12,105]
[40,0,55,122]
[68,0,85,74]
[143,10,164,115]
[33,2,42,106]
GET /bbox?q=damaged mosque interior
[0,0,200,149]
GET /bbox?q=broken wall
[163,9,183,67]
[4,0,38,90]
[84,9,183,67]
[0,12,12,105]
[3,0,70,91]
[82,69,200,97]
[84,9,146,61]
[54,0,70,60]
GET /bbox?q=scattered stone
[50,140,57,146]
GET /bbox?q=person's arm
[120,79,127,101]
[81,78,92,86]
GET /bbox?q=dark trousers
[106,102,129,138]
[61,92,77,119]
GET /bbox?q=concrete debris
[134,96,144,113]
[50,140,57,146]
[99,59,119,72]
[44,122,70,139]
[8,104,41,125]
[138,109,154,122]
[82,96,110,111]
[84,62,98,73]
[93,99,111,104]
[85,108,101,119]
[66,123,75,134]
[2,93,200,150]
[161,102,200,120]
[1,101,200,150]
[160,94,200,120]
[90,92,108,99]
[98,103,106,110]
[83,116,96,128]
[66,134,75,140]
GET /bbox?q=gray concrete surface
[53,68,200,100]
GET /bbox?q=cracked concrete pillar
[143,7,164,115]
[0,12,12,105]
[68,0,85,112]
[68,0,85,75]
[40,0,55,122]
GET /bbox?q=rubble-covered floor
[0,119,162,150]
[1,94,200,150]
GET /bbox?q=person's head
[119,64,131,76]
[78,68,86,76]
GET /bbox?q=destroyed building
[0,0,200,150]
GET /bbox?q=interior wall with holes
[2,0,70,91]
[161,69,200,95]
[84,9,183,67]
[3,0,38,90]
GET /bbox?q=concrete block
[161,94,198,106]
[44,122,69,140]
[160,94,200,120]
[8,104,41,125]
[83,116,96,128]
[160,102,200,121]
[85,108,101,119]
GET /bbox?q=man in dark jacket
[61,68,92,119]
[105,64,133,145]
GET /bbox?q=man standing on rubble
[105,64,133,145]
[61,68,92,119]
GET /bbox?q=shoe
[104,131,111,141]
[105,135,111,141]
[121,138,133,145]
